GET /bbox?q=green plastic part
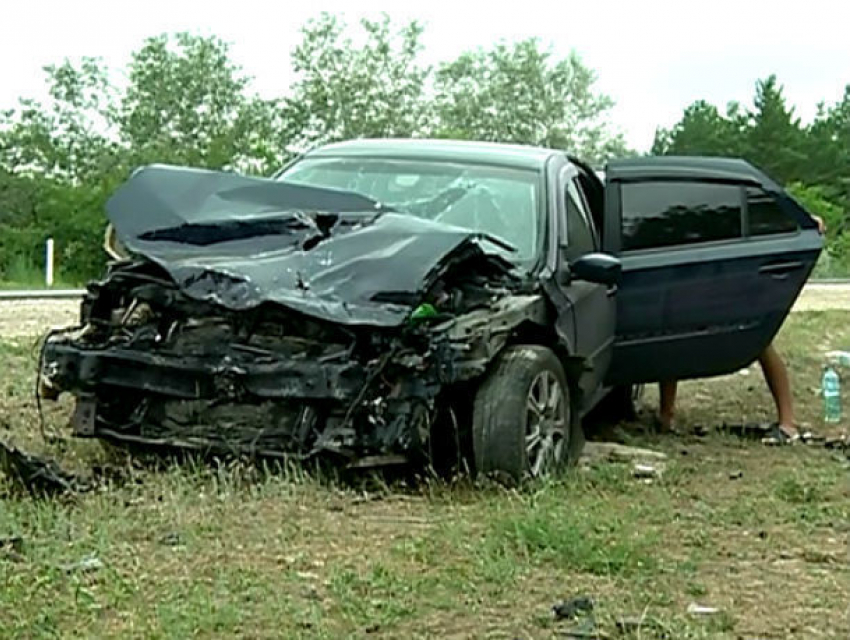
[410,303,438,323]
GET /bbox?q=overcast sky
[2,0,849,151]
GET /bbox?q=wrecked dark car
[38,140,823,481]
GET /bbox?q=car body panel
[602,156,823,385]
[548,158,616,403]
[296,138,554,171]
[106,164,518,327]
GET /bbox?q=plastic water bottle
[822,366,841,423]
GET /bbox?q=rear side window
[621,182,742,251]
[747,187,799,236]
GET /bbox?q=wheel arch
[507,319,582,382]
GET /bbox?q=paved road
[791,283,850,312]
[1,284,848,340]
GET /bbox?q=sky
[2,0,849,151]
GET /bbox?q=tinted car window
[621,182,742,251]
[747,187,799,236]
[565,180,596,258]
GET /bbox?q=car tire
[472,345,583,482]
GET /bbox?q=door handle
[759,261,803,276]
[607,285,618,297]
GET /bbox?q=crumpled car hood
[106,164,516,327]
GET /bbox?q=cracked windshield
[280,158,541,264]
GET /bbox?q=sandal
[760,424,800,446]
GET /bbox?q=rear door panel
[608,239,820,385]
[603,157,822,386]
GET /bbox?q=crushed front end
[40,259,543,465]
[37,164,546,466]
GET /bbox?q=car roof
[302,138,557,171]
[606,156,778,189]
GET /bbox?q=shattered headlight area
[39,257,538,468]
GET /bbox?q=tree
[788,182,849,276]
[0,58,124,281]
[743,75,806,184]
[0,57,118,181]
[651,100,744,157]
[0,33,282,282]
[801,86,850,202]
[652,76,807,184]
[434,39,628,164]
[118,33,271,171]
[283,13,432,154]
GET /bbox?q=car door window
[621,181,743,251]
[564,179,597,259]
[747,187,799,236]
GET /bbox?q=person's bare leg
[757,343,796,436]
[658,380,678,431]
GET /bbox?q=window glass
[280,158,541,265]
[747,187,798,236]
[621,182,742,251]
[565,180,596,257]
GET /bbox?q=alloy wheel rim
[525,370,568,477]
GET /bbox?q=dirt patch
[0,299,79,339]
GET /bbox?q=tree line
[0,13,846,282]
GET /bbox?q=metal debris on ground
[552,595,595,620]
[632,463,664,480]
[686,603,720,616]
[581,442,668,464]
[0,440,89,495]
[61,554,104,573]
[553,596,604,639]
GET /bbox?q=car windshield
[278,157,542,265]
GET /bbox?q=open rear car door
[601,157,823,386]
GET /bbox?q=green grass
[0,255,81,289]
[1,312,849,638]
[812,247,850,279]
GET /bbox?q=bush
[787,182,850,278]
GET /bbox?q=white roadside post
[45,237,55,287]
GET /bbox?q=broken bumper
[43,342,367,402]
[40,339,433,462]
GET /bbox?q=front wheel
[472,345,583,482]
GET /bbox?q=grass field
[1,311,849,639]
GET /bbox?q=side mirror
[571,253,621,286]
